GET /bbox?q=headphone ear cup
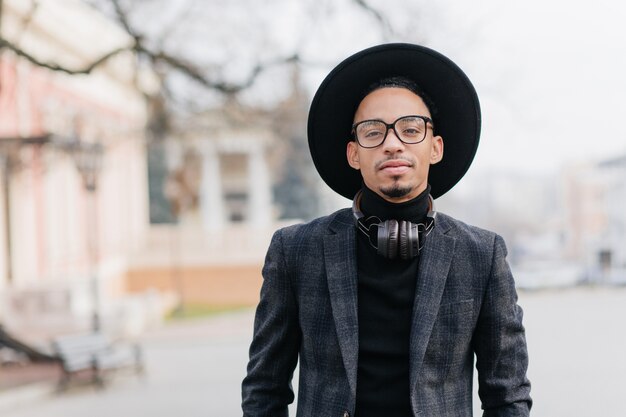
[398,221,409,260]
[377,221,388,258]
[407,222,419,258]
[375,220,386,258]
[381,220,399,259]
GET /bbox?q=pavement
[0,309,260,417]
[1,286,626,417]
[0,363,61,392]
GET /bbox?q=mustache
[374,156,415,170]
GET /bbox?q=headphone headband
[352,190,436,259]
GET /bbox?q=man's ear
[430,136,444,164]
[347,141,361,170]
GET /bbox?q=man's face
[346,87,444,203]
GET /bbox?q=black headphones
[352,190,437,260]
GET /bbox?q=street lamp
[72,140,103,191]
[70,139,104,332]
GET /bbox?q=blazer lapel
[324,212,359,396]
[409,218,456,394]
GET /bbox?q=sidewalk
[0,362,61,391]
[0,362,61,412]
[0,309,257,417]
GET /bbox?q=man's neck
[360,184,431,223]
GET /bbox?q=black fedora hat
[307,43,481,200]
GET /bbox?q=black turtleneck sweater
[354,185,431,417]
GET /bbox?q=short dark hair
[359,76,438,119]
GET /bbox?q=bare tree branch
[352,0,394,39]
[138,40,300,94]
[155,0,198,48]
[0,29,298,96]
[0,37,131,75]
[206,54,301,94]
[0,0,392,100]
[109,0,140,41]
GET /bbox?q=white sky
[434,0,626,174]
[420,0,626,171]
[100,0,626,176]
[287,0,626,175]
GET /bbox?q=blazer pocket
[437,299,474,317]
[433,299,475,335]
[423,299,475,377]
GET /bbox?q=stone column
[200,145,225,231]
[248,144,272,229]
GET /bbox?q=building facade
[0,0,153,339]
[563,157,626,283]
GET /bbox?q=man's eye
[364,130,384,138]
[403,128,419,135]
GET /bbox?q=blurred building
[0,0,331,333]
[0,0,156,340]
[563,156,626,284]
[127,110,280,310]
[438,170,576,288]
[439,158,626,288]
[127,80,319,310]
[599,156,626,282]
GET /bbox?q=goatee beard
[380,182,412,199]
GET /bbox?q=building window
[225,192,248,222]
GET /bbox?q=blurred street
[4,310,256,417]
[3,286,626,417]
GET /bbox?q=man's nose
[383,128,404,152]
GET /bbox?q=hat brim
[307,43,481,200]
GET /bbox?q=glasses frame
[351,115,434,149]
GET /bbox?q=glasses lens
[355,120,387,147]
[395,116,426,143]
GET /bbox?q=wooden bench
[52,332,144,390]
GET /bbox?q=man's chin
[380,184,413,200]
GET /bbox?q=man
[242,43,531,417]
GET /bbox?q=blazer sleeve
[472,234,532,417]
[242,229,301,417]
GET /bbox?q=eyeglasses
[352,115,434,148]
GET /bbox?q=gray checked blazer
[242,208,531,417]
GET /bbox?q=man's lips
[378,159,413,175]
